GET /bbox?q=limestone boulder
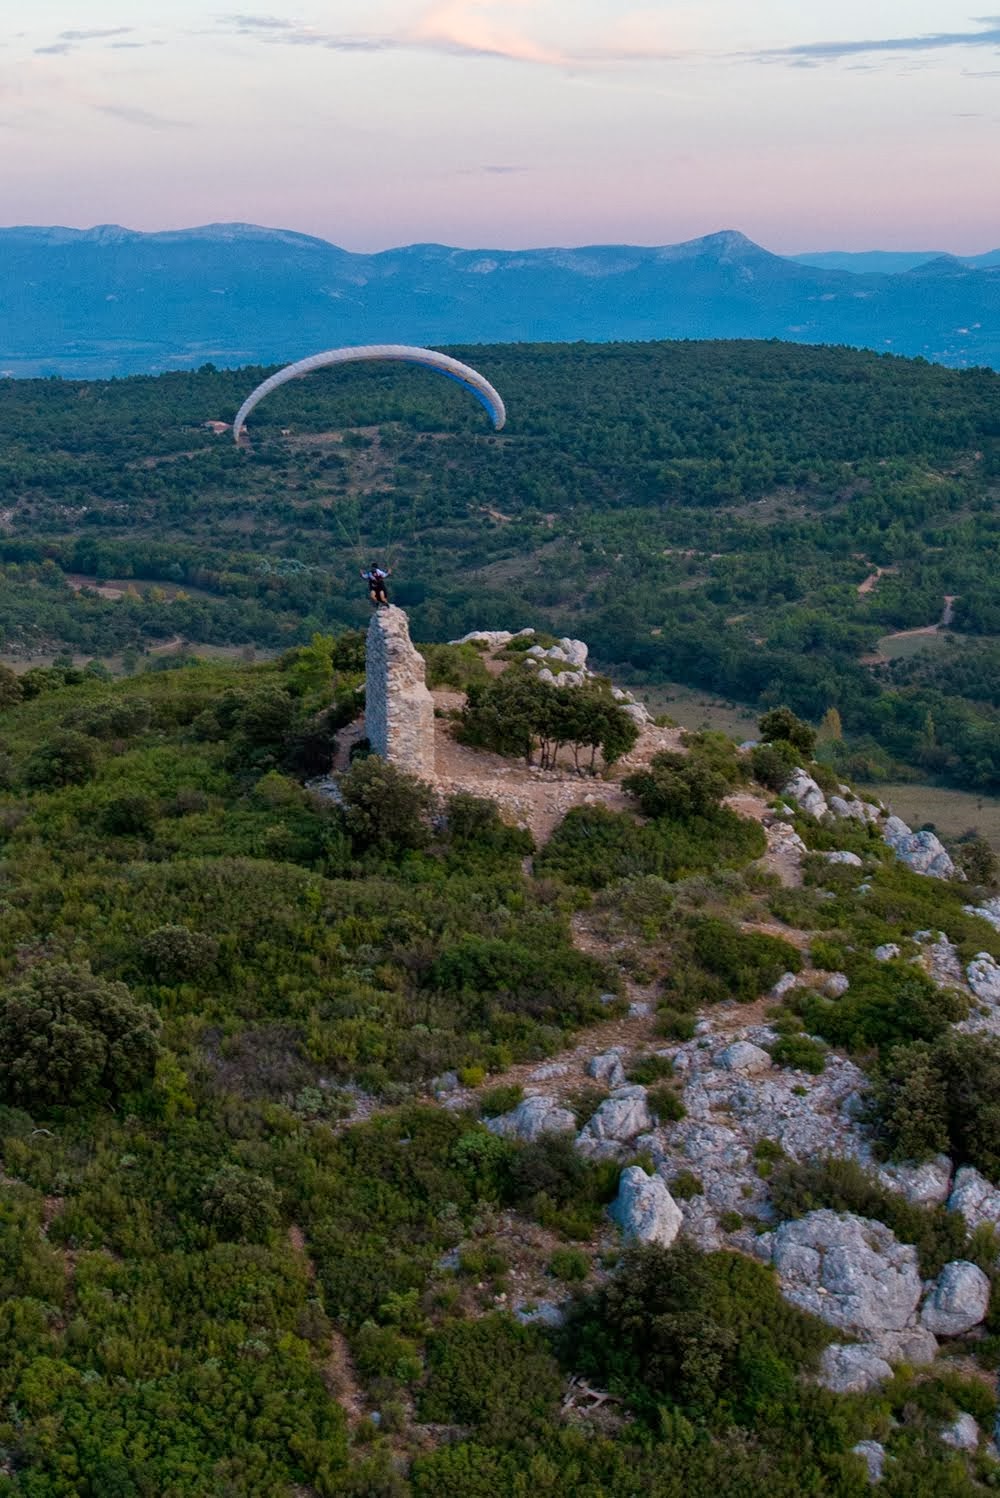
[587,1050,628,1088]
[824,972,851,998]
[882,816,957,880]
[578,1085,653,1148]
[818,1344,893,1394]
[824,850,864,868]
[783,768,829,820]
[852,1440,887,1483]
[873,943,901,962]
[609,1166,682,1247]
[941,1413,980,1452]
[716,1040,772,1075]
[920,1260,991,1336]
[948,1166,1000,1234]
[485,1095,576,1143]
[965,897,1000,935]
[770,971,799,1000]
[968,953,1000,1005]
[878,1155,952,1208]
[558,637,589,668]
[763,1210,922,1334]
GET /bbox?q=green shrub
[798,961,967,1053]
[872,1031,1000,1179]
[478,1083,524,1117]
[564,1242,831,1422]
[339,755,435,855]
[648,1084,686,1123]
[750,741,798,792]
[201,1165,281,1244]
[23,730,98,789]
[419,1314,562,1435]
[719,1211,743,1232]
[549,1247,589,1282]
[626,1054,674,1085]
[670,1171,703,1200]
[769,1033,826,1074]
[0,963,161,1111]
[759,707,817,757]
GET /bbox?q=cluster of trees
[458,667,638,771]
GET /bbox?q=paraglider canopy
[233,344,506,442]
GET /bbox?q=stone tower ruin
[364,606,436,780]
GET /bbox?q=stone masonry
[365,606,436,780]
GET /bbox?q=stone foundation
[364,606,436,780]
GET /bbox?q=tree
[202,1164,280,1242]
[758,706,817,757]
[0,665,22,710]
[0,964,161,1110]
[624,751,728,820]
[23,730,97,789]
[339,754,435,855]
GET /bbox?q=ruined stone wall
[365,606,437,780]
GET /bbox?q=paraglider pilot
[362,566,391,607]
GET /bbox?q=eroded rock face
[783,768,828,820]
[852,1440,887,1483]
[485,1095,576,1142]
[578,1085,652,1151]
[877,1155,952,1208]
[920,1260,991,1336]
[762,1210,922,1335]
[819,1344,892,1394]
[587,1050,628,1088]
[965,897,1000,934]
[365,606,436,779]
[882,816,957,880]
[940,1413,980,1452]
[948,1166,1000,1234]
[716,1040,772,1075]
[610,1166,682,1247]
[967,953,1000,1005]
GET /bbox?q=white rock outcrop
[783,768,829,820]
[967,953,1000,1005]
[947,1166,1000,1235]
[819,1344,893,1394]
[882,816,957,880]
[485,1095,576,1142]
[762,1210,922,1335]
[365,606,436,780]
[609,1166,683,1247]
[919,1260,991,1336]
[578,1085,653,1150]
[852,1440,887,1483]
[940,1413,980,1452]
[587,1049,628,1088]
[965,897,1000,934]
[716,1040,772,1075]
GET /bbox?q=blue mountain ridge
[2,223,998,377]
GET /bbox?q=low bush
[419,1314,562,1437]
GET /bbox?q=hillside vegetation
[0,636,999,1493]
[1,341,999,799]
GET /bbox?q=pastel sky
[3,1,999,250]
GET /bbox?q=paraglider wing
[232,344,506,442]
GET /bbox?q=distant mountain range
[791,248,1000,275]
[2,222,999,377]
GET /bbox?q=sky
[3,1,999,251]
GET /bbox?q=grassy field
[639,680,760,738]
